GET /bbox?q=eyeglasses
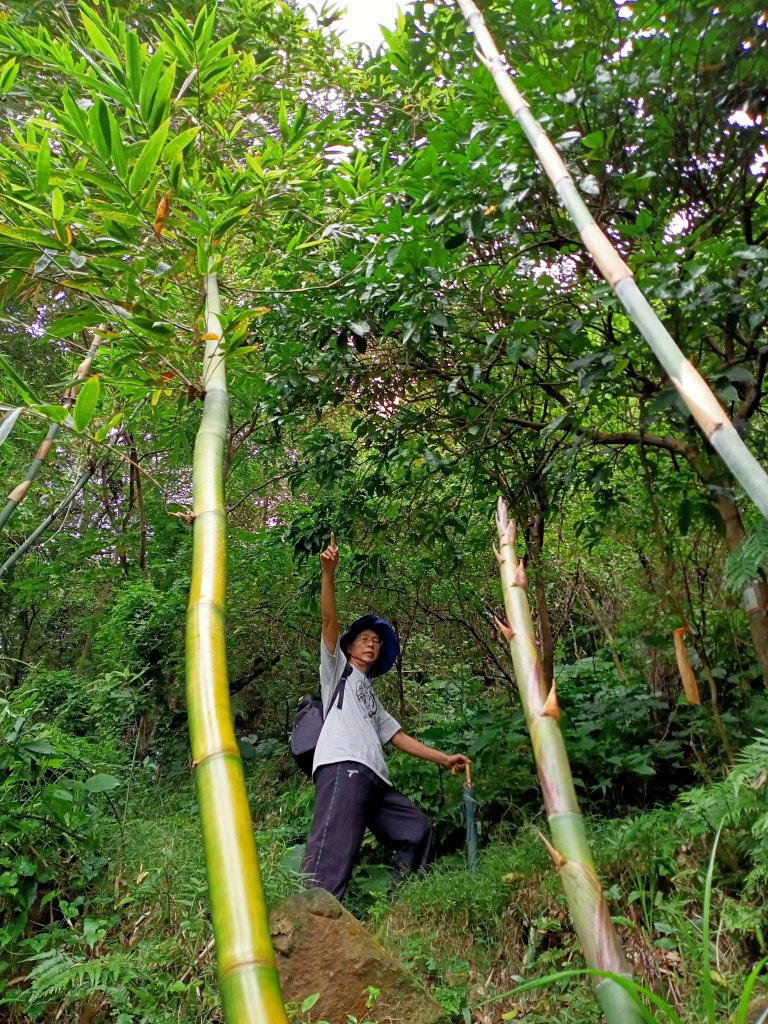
[355,635,382,647]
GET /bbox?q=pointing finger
[330,531,337,548]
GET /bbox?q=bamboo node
[671,361,729,437]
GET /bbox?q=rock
[270,887,449,1024]
[742,994,768,1024]
[729,987,768,1024]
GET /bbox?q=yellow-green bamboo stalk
[186,272,287,1024]
[0,328,105,531]
[494,498,644,1023]
[453,0,768,522]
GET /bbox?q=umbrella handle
[465,762,472,787]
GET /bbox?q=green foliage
[0,690,120,996]
[726,519,768,594]
[94,580,185,683]
[556,658,690,805]
[20,666,147,742]
[0,0,767,1019]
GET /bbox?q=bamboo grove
[1,1,767,1021]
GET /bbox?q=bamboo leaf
[278,97,289,141]
[0,356,40,404]
[128,119,170,195]
[88,97,112,160]
[94,410,123,442]
[108,106,127,177]
[163,125,199,163]
[32,403,70,424]
[72,374,100,431]
[192,6,216,49]
[79,8,121,65]
[35,137,51,193]
[148,62,176,132]
[0,407,23,447]
[212,207,247,239]
[139,46,166,123]
[0,222,54,245]
[0,58,19,94]
[125,30,142,101]
[51,187,65,222]
[61,89,88,138]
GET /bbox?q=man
[301,532,470,901]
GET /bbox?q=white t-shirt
[312,639,401,783]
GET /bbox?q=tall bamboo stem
[185,272,287,1024]
[494,498,644,1023]
[453,0,768,522]
[0,463,95,577]
[0,329,105,531]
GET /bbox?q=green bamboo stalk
[0,463,95,577]
[185,272,287,1024]
[0,329,105,531]
[494,498,644,1023]
[453,0,768,522]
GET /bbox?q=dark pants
[302,761,432,900]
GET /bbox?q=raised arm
[320,531,339,654]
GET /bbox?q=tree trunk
[527,511,555,686]
[714,493,768,684]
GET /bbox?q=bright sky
[300,0,414,49]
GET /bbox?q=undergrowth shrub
[0,689,128,1020]
[679,731,768,952]
[94,579,186,686]
[20,666,148,742]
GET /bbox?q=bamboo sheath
[494,500,644,1023]
[0,328,105,531]
[186,273,287,1024]
[453,0,768,522]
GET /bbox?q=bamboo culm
[0,329,105,532]
[494,499,645,1024]
[453,0,768,522]
[0,464,95,577]
[185,272,288,1024]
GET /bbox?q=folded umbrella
[461,763,479,872]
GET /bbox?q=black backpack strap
[329,663,353,715]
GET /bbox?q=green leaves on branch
[128,119,169,195]
[0,407,23,447]
[73,375,100,432]
[35,136,51,192]
[0,354,40,405]
[0,56,18,94]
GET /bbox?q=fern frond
[725,520,768,594]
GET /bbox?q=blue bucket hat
[340,615,399,678]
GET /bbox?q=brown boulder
[270,887,450,1024]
